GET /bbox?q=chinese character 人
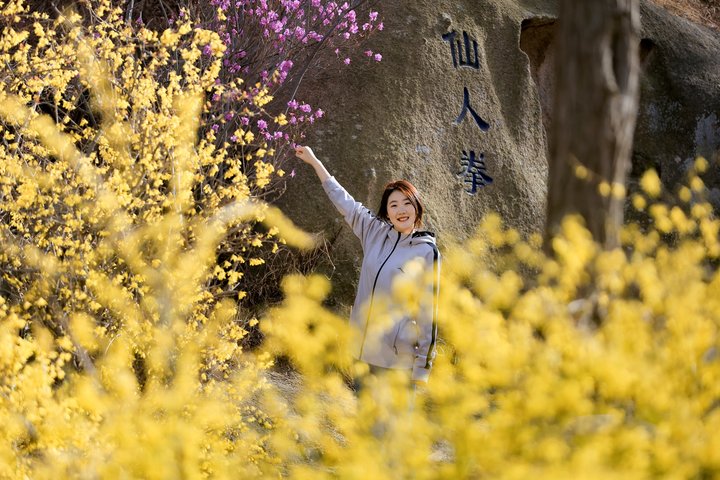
[455,87,490,132]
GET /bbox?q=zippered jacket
[322,176,440,382]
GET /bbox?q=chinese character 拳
[458,150,493,194]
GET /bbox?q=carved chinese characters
[443,30,493,195]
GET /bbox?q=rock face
[282,0,549,303]
[281,0,720,304]
[520,0,720,209]
[634,2,720,205]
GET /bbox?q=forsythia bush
[0,0,315,476]
[0,0,297,325]
[9,157,720,477]
[260,163,720,479]
[1,1,719,479]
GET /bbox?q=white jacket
[322,177,440,382]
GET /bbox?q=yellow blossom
[640,169,661,197]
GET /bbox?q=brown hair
[377,180,424,228]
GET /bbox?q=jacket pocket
[392,317,420,355]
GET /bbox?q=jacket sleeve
[321,176,383,248]
[412,244,441,382]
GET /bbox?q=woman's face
[386,189,416,234]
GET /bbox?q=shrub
[259,161,720,478]
[0,2,314,475]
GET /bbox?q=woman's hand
[294,145,318,165]
[294,145,330,182]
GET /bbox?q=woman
[295,146,440,385]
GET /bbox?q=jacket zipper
[358,231,401,360]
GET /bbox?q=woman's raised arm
[294,145,384,247]
[294,145,330,183]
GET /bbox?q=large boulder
[281,0,720,304]
[281,0,549,303]
[520,0,720,209]
[634,1,720,205]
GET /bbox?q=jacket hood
[384,227,437,245]
[411,230,436,244]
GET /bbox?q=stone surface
[281,0,549,303]
[520,0,720,209]
[633,1,720,205]
[280,0,720,304]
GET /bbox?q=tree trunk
[545,0,641,249]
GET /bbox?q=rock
[281,0,549,304]
[634,1,720,199]
[280,0,720,305]
[520,0,720,207]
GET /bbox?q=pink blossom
[203,0,387,166]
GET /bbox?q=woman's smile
[387,190,417,234]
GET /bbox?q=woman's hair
[377,180,424,228]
